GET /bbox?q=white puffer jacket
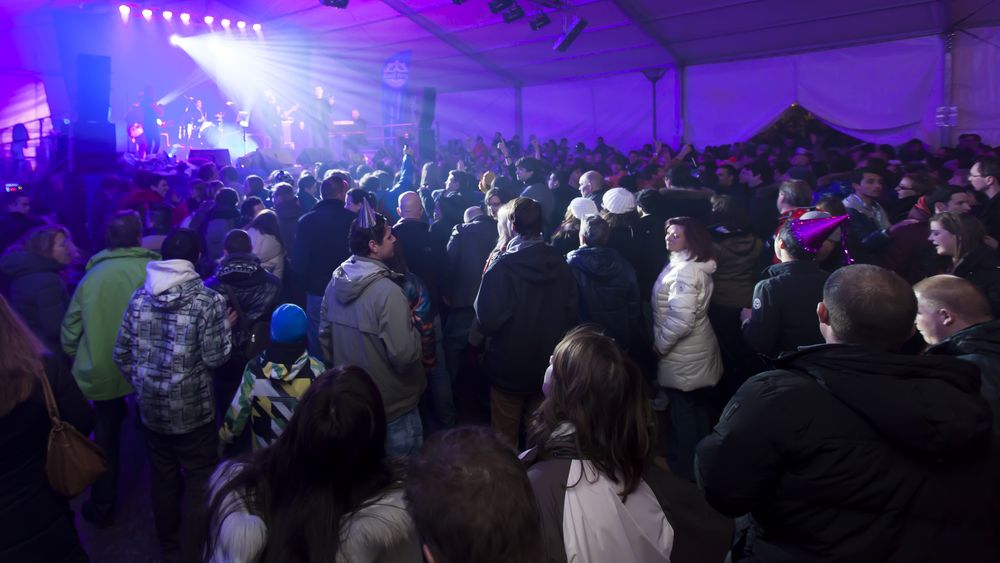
[248,228,285,280]
[652,251,723,391]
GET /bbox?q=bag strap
[221,285,251,332]
[36,368,64,427]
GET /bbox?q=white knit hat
[568,197,599,220]
[602,187,636,214]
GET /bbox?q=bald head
[914,275,993,345]
[397,191,423,220]
[579,171,603,197]
[818,264,917,351]
[464,206,484,223]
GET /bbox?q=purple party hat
[788,214,854,264]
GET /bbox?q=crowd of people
[2,129,1000,562]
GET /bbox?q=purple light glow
[236,21,246,29]
[118,4,130,22]
[180,12,191,24]
[141,8,153,21]
[221,18,231,27]
[252,23,262,31]
[204,15,214,25]
[163,10,173,21]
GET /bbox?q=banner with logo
[381,51,411,147]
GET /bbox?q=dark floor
[72,399,732,563]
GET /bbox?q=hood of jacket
[762,259,823,279]
[273,200,302,221]
[567,245,629,283]
[0,250,63,278]
[927,319,1000,359]
[261,349,315,382]
[211,253,266,285]
[498,239,566,284]
[85,246,161,271]
[144,259,202,310]
[332,255,394,305]
[775,344,992,457]
[668,250,718,275]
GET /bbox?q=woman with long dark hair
[523,325,673,562]
[201,366,421,563]
[0,224,76,350]
[929,212,1000,316]
[247,209,286,280]
[652,216,722,482]
[0,295,93,563]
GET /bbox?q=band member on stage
[345,109,368,153]
[257,90,282,150]
[310,86,332,152]
[182,97,206,145]
[139,85,163,156]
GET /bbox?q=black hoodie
[475,239,578,394]
[697,344,1000,563]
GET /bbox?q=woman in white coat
[652,216,722,482]
[247,209,286,280]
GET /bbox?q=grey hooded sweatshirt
[320,255,424,422]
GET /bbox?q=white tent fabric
[954,26,1000,146]
[683,35,944,148]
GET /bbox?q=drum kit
[188,101,244,149]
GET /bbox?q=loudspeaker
[76,55,111,122]
[418,127,435,162]
[419,87,437,129]
[71,121,116,173]
[188,149,232,167]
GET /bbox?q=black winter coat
[634,213,670,302]
[697,344,1000,563]
[394,218,447,307]
[0,211,43,254]
[0,354,93,563]
[475,240,578,394]
[446,215,497,308]
[925,319,1000,436]
[952,245,1000,317]
[0,251,68,351]
[205,253,281,353]
[742,260,828,357]
[566,245,640,351]
[292,199,356,296]
[272,200,302,257]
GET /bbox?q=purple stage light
[180,12,191,24]
[204,15,214,25]
[163,10,173,21]
[236,21,246,29]
[118,5,130,21]
[221,18,231,27]
[252,23,262,31]
[142,8,153,21]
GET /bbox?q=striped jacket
[219,348,324,450]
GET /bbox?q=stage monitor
[188,149,232,167]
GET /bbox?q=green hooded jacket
[61,246,160,400]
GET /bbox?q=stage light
[489,0,513,14]
[252,23,262,31]
[162,10,173,21]
[502,4,524,23]
[221,18,231,27]
[529,12,550,30]
[142,8,153,21]
[119,5,130,16]
[553,16,587,52]
[169,34,181,46]
[321,0,349,7]
[180,12,191,24]
[237,21,246,29]
[204,15,214,25]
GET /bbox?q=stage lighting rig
[553,15,587,52]
[321,0,349,7]
[453,0,467,4]
[489,0,513,14]
[503,4,525,23]
[529,12,551,30]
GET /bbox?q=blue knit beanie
[270,304,307,344]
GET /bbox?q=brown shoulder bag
[37,372,107,497]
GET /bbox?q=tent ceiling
[9,0,1000,91]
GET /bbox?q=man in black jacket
[697,265,1000,563]
[566,215,640,351]
[970,156,1000,244]
[393,191,446,308]
[916,274,1000,436]
[292,173,355,357]
[740,216,833,356]
[205,229,281,425]
[475,198,578,449]
[444,206,497,382]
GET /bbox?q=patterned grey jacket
[114,259,232,434]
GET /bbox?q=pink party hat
[357,196,379,229]
[788,214,851,258]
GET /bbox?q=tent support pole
[515,86,524,141]
[676,66,686,147]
